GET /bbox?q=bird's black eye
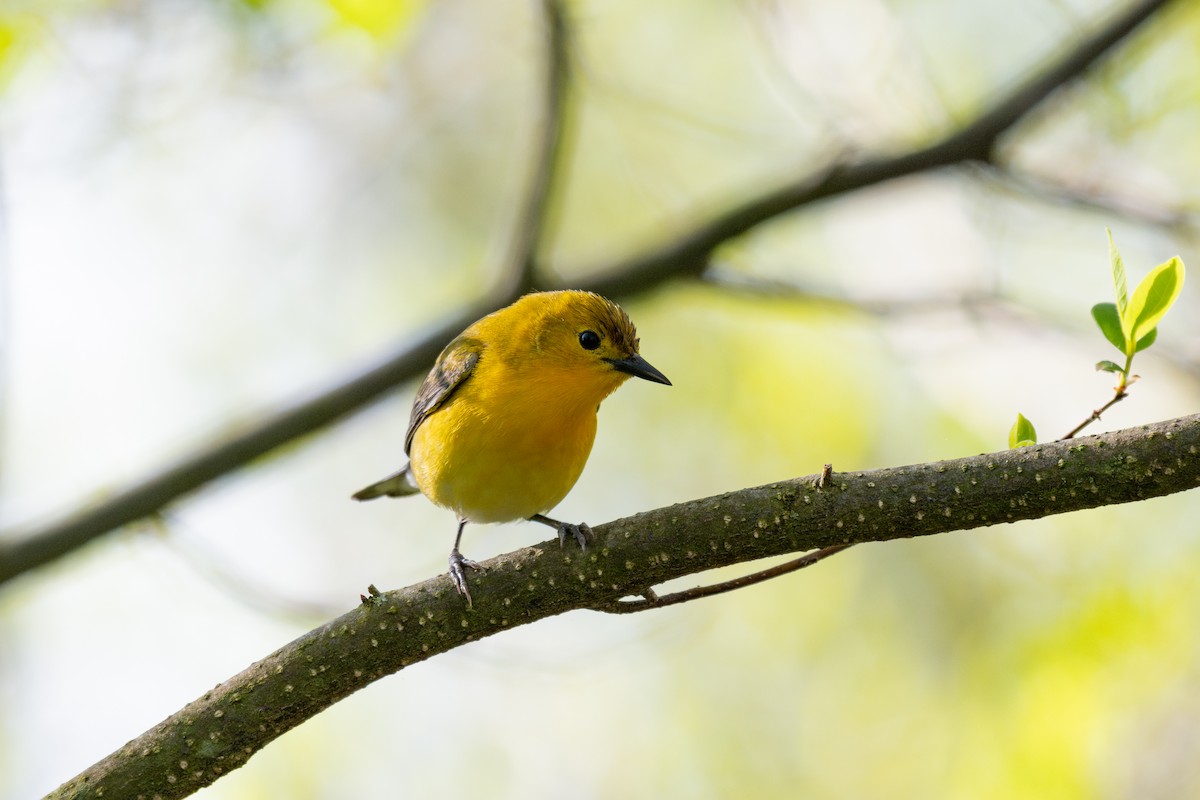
[578,330,601,350]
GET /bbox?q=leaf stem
[1065,333,1137,440]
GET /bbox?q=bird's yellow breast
[408,358,619,524]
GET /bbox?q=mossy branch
[48,413,1200,800]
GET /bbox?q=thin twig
[593,544,853,614]
[0,0,1174,586]
[973,162,1198,230]
[1062,389,1129,439]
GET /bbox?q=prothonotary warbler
[352,290,670,606]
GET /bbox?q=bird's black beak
[607,354,671,385]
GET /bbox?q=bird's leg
[530,513,592,551]
[448,519,482,608]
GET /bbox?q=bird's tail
[352,465,421,501]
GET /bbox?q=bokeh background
[4,0,1200,797]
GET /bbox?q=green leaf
[1009,413,1037,449]
[1091,302,1126,353]
[1124,256,1185,344]
[1095,360,1124,373]
[1107,229,1128,317]
[1134,326,1157,353]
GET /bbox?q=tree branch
[47,413,1200,800]
[1,0,1174,586]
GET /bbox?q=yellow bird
[353,290,670,606]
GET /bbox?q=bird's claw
[448,548,483,608]
[557,522,592,551]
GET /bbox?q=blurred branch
[704,269,1200,385]
[497,0,574,296]
[0,311,477,585]
[47,413,1200,800]
[974,163,1200,232]
[0,0,1174,587]
[0,0,576,587]
[578,0,1175,296]
[151,515,347,623]
[701,269,1005,317]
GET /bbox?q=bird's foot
[448,548,483,608]
[557,521,592,551]
[529,513,592,551]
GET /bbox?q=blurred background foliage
[2,0,1200,797]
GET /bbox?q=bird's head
[495,290,671,402]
